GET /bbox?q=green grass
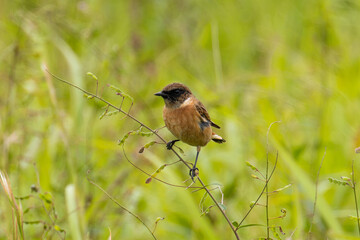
[1,0,360,239]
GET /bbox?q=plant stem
[352,158,360,236]
[87,173,157,240]
[308,148,326,239]
[236,152,278,229]
[265,149,270,239]
[265,121,280,239]
[198,178,240,240]
[235,122,280,233]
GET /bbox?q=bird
[154,83,226,181]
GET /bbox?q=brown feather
[195,101,221,129]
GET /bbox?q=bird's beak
[154,91,166,97]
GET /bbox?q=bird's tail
[211,132,226,143]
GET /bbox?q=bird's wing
[195,101,221,129]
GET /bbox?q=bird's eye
[174,89,182,94]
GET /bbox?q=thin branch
[48,70,240,239]
[265,145,270,237]
[122,144,200,189]
[236,151,278,230]
[87,172,157,240]
[265,121,280,239]
[308,148,326,239]
[197,178,240,240]
[236,122,280,233]
[352,158,360,235]
[152,217,164,234]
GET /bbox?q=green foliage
[118,127,155,146]
[246,161,258,172]
[139,140,157,153]
[108,84,134,102]
[328,177,351,187]
[145,164,167,184]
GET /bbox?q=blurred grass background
[1,0,360,239]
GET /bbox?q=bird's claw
[166,140,179,150]
[189,167,199,182]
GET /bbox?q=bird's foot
[189,167,199,182]
[166,140,179,150]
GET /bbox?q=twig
[86,172,157,240]
[122,145,200,189]
[238,152,278,230]
[307,148,327,239]
[48,70,240,240]
[234,152,278,231]
[197,178,239,239]
[235,121,281,232]
[152,217,164,234]
[265,121,280,239]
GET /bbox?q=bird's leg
[189,146,201,181]
[166,139,179,150]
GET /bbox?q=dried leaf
[139,147,145,153]
[278,226,285,235]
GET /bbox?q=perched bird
[155,83,226,180]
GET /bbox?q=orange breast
[163,104,212,147]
